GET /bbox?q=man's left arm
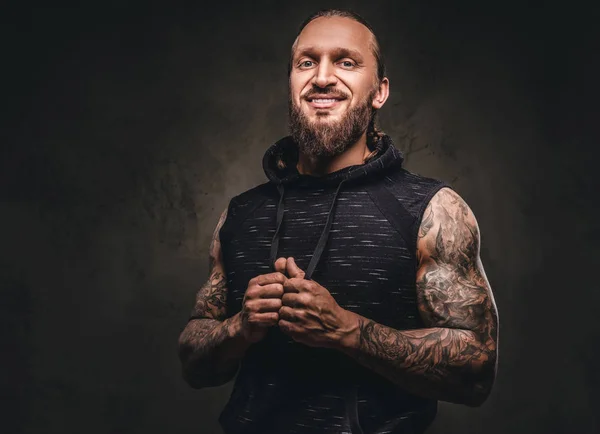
[339,187,499,407]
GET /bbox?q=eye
[340,60,356,68]
[299,60,314,68]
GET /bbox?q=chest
[221,188,421,330]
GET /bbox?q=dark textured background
[2,1,599,433]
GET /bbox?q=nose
[312,60,337,88]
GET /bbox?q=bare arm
[177,208,251,389]
[340,187,499,406]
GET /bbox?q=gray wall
[2,1,599,433]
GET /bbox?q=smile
[307,98,344,109]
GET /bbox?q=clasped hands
[239,257,356,349]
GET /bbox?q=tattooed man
[178,9,499,434]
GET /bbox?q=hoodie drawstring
[269,178,363,434]
[270,179,347,279]
[269,183,286,270]
[304,178,346,280]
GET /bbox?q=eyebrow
[294,46,365,63]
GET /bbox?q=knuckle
[292,278,305,287]
[257,300,272,312]
[275,272,286,282]
[267,300,280,311]
[264,284,277,295]
[281,308,292,320]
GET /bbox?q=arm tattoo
[418,204,435,239]
[189,272,227,320]
[208,207,228,271]
[351,188,498,406]
[189,207,228,321]
[178,208,242,387]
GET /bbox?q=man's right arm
[177,208,251,389]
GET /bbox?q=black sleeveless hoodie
[218,135,451,434]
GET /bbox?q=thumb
[274,257,287,274]
[286,257,306,279]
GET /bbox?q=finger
[274,257,287,274]
[286,257,306,279]
[248,298,282,313]
[247,312,279,326]
[282,293,304,308]
[245,283,282,301]
[255,283,284,299]
[278,306,299,322]
[254,272,287,286]
[277,319,301,335]
[283,277,309,293]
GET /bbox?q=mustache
[302,86,350,100]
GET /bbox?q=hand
[239,261,287,344]
[277,257,356,349]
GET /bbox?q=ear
[371,77,390,110]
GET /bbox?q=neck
[296,132,373,176]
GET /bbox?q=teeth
[312,99,337,103]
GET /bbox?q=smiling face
[288,16,389,158]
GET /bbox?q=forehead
[294,16,374,58]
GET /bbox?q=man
[178,9,499,434]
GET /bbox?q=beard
[288,88,376,159]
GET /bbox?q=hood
[262,134,404,187]
[263,134,404,282]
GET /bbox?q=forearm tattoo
[189,271,227,321]
[353,188,498,405]
[178,209,239,385]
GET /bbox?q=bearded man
[178,9,499,434]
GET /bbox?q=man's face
[288,16,387,158]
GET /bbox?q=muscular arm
[177,208,251,389]
[340,188,499,406]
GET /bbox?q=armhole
[218,197,238,247]
[365,182,417,258]
[219,185,273,244]
[412,182,454,263]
